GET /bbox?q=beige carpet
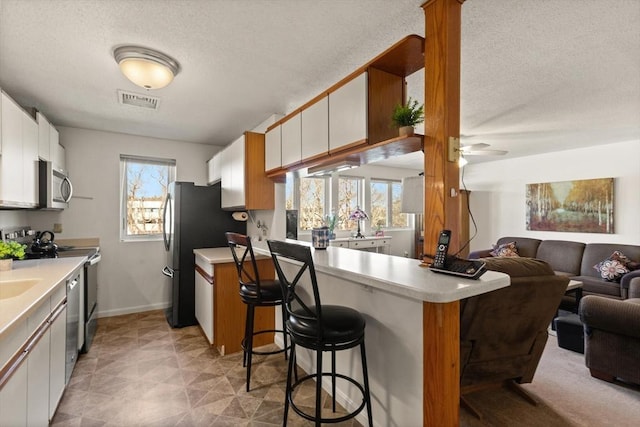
[460,336,640,427]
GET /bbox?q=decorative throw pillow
[593,251,632,282]
[490,241,519,257]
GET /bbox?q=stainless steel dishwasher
[65,269,81,384]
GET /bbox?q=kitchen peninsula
[255,242,510,426]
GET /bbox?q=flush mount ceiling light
[113,46,180,90]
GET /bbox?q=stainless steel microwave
[38,160,73,209]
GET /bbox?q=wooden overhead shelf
[265,35,425,181]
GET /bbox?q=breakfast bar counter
[256,241,510,426]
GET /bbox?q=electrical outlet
[53,223,63,233]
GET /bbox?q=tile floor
[51,310,361,426]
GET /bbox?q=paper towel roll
[232,211,248,221]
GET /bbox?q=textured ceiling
[0,0,638,169]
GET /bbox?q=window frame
[119,154,176,242]
[370,178,410,230]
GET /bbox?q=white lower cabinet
[49,296,67,420]
[0,283,67,426]
[195,257,214,345]
[0,319,28,426]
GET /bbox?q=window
[298,176,328,230]
[337,176,364,230]
[120,155,176,240]
[371,179,408,228]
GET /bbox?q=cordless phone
[432,230,451,269]
[429,229,487,280]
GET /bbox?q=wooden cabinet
[281,113,301,168]
[221,131,274,210]
[301,95,329,161]
[329,72,368,152]
[0,90,38,208]
[194,250,275,356]
[213,259,275,356]
[264,125,281,172]
[265,35,424,181]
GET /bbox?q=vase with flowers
[324,212,338,240]
[0,241,27,271]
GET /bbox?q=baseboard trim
[96,302,170,318]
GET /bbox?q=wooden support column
[422,0,463,257]
[421,1,464,426]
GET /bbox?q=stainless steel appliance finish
[161,181,245,328]
[65,270,81,384]
[56,247,100,354]
[38,159,73,210]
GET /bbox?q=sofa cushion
[490,241,519,257]
[594,251,631,281]
[573,275,623,298]
[580,244,640,278]
[495,237,541,258]
[536,240,586,276]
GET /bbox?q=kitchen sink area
[0,278,42,299]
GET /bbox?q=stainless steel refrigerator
[162,181,246,327]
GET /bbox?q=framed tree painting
[526,178,614,233]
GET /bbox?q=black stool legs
[242,304,290,392]
[283,342,373,427]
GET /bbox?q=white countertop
[0,257,87,337]
[331,235,391,242]
[258,240,510,303]
[193,247,270,264]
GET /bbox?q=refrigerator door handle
[162,266,174,279]
[162,193,171,251]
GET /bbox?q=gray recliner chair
[579,280,640,385]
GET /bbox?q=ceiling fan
[459,142,508,156]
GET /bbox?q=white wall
[26,126,219,317]
[463,140,640,252]
[0,211,29,229]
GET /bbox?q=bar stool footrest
[289,372,367,424]
[241,328,291,356]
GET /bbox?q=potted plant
[0,241,27,270]
[392,97,424,137]
[324,212,338,240]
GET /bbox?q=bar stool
[225,232,289,392]
[267,239,373,427]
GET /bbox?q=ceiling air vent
[117,90,160,110]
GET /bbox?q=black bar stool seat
[267,239,373,427]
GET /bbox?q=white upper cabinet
[221,135,245,209]
[206,151,222,185]
[0,91,38,208]
[265,125,281,172]
[281,112,301,167]
[22,113,38,206]
[301,96,329,160]
[37,112,51,161]
[329,72,368,152]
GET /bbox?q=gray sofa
[469,237,640,300]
